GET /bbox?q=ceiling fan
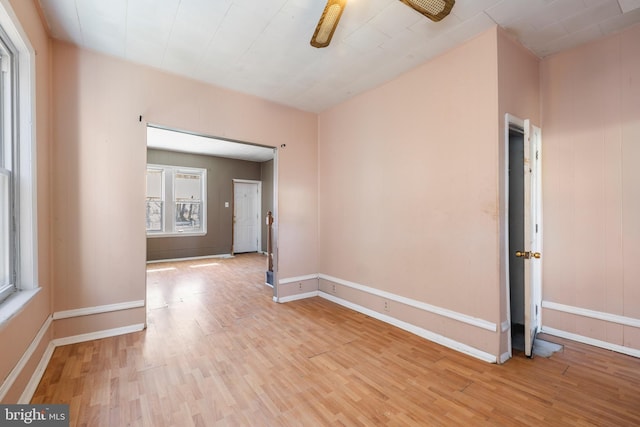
[311,0,456,48]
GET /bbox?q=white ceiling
[37,0,640,115]
[38,0,640,160]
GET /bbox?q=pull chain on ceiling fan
[311,0,455,48]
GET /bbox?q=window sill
[0,288,41,328]
[147,232,207,239]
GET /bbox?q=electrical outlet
[332,284,336,293]
[384,300,390,312]
[298,283,302,290]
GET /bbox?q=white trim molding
[0,315,52,401]
[2,315,145,403]
[16,322,146,403]
[18,342,55,403]
[542,301,640,329]
[320,292,497,363]
[53,300,145,320]
[278,274,319,285]
[273,273,499,361]
[276,291,319,303]
[319,274,497,332]
[52,323,146,347]
[146,254,234,264]
[541,326,640,359]
[501,320,510,332]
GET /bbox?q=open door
[522,120,542,357]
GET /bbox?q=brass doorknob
[532,252,541,259]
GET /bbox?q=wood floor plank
[31,253,640,426]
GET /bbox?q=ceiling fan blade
[310,0,347,48]
[399,0,455,22]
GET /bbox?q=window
[0,26,16,303]
[146,167,164,232]
[174,171,203,233]
[146,164,206,237]
[0,0,38,315]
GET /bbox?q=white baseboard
[18,341,55,404]
[274,273,498,362]
[277,273,497,333]
[319,274,497,332]
[52,323,146,347]
[319,292,497,363]
[0,315,53,402]
[276,273,498,335]
[541,326,640,358]
[276,291,319,303]
[499,351,511,364]
[13,322,146,404]
[53,300,145,320]
[146,254,234,264]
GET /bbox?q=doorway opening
[508,126,526,353]
[504,114,543,360]
[144,125,279,301]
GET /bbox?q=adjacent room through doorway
[145,125,278,301]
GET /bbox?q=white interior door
[523,120,542,357]
[233,180,260,253]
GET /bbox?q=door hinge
[536,150,539,160]
[535,224,538,233]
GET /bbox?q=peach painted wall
[318,28,502,357]
[496,28,541,356]
[51,41,318,336]
[0,0,52,403]
[540,23,640,351]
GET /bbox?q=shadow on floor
[512,323,563,357]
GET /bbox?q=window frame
[146,164,207,238]
[0,0,39,324]
[145,166,164,233]
[0,21,16,304]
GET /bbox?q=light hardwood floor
[32,254,640,426]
